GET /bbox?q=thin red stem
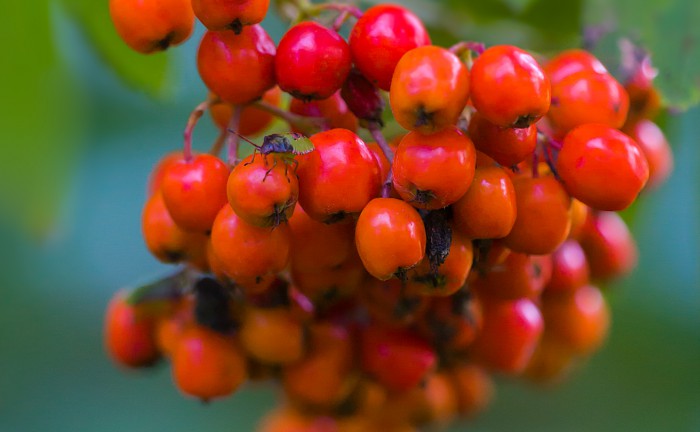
[333,10,351,31]
[226,105,243,166]
[183,96,217,162]
[368,122,394,164]
[449,41,486,56]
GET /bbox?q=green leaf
[584,0,700,110]
[393,0,582,52]
[0,0,86,236]
[59,0,171,97]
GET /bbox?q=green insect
[232,131,315,179]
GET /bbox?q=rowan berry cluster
[106,0,673,430]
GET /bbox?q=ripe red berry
[104,291,160,368]
[227,154,299,227]
[355,198,427,281]
[192,0,269,32]
[470,45,550,128]
[142,190,208,263]
[289,92,359,133]
[544,49,608,86]
[239,306,305,364]
[147,151,183,197]
[392,127,476,209]
[390,46,470,134]
[449,364,494,418]
[503,175,572,255]
[361,325,436,392]
[541,284,610,355]
[546,239,590,293]
[452,164,517,239]
[161,154,229,232]
[276,21,351,100]
[548,71,629,135]
[406,230,474,297]
[197,25,276,105]
[471,297,544,374]
[288,205,355,272]
[172,325,247,401]
[349,4,430,91]
[557,124,649,211]
[210,204,291,281]
[296,129,381,223]
[578,211,638,281]
[474,249,552,300]
[624,119,674,190]
[467,111,538,167]
[341,69,385,124]
[282,323,355,408]
[109,0,194,54]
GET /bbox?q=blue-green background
[1,1,699,431]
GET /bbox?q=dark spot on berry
[154,32,175,51]
[414,106,434,128]
[228,19,243,35]
[512,114,538,128]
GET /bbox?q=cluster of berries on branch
[106,0,673,430]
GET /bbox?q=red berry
[355,198,427,281]
[361,325,436,392]
[544,49,608,86]
[109,0,194,53]
[276,21,351,100]
[197,25,276,105]
[503,175,572,255]
[624,119,674,190]
[141,190,208,263]
[289,92,358,133]
[210,205,291,281]
[474,249,552,300]
[297,129,381,223]
[340,69,385,124]
[239,306,305,364]
[471,297,544,374]
[392,127,476,209]
[546,239,590,293]
[227,154,299,227]
[452,164,517,239]
[470,45,550,128]
[541,285,610,355]
[548,71,629,135]
[192,0,269,32]
[161,154,229,232]
[104,291,160,368]
[467,111,538,167]
[557,124,649,211]
[172,325,247,401]
[288,205,355,272]
[390,46,470,134]
[349,4,430,91]
[579,211,638,281]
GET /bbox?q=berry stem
[368,121,394,164]
[226,105,243,166]
[332,10,351,32]
[183,95,219,162]
[253,100,327,135]
[310,2,363,18]
[449,41,486,57]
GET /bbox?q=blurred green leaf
[59,0,171,97]
[0,0,85,236]
[585,0,700,110]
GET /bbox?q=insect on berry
[233,131,315,178]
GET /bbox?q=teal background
[1,1,699,431]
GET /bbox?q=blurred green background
[1,0,699,431]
